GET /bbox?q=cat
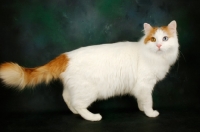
[0,20,179,121]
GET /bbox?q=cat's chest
[139,58,170,81]
[153,65,169,80]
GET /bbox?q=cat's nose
[156,44,162,48]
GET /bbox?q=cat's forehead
[154,28,168,37]
[144,26,172,44]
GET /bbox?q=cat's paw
[145,110,159,117]
[92,114,102,121]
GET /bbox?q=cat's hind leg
[69,83,102,121]
[62,88,78,114]
[75,108,102,121]
[72,95,102,121]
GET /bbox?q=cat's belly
[61,64,137,100]
[95,77,136,99]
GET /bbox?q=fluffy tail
[0,54,69,90]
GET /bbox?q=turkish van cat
[0,20,179,121]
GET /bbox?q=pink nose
[156,44,162,48]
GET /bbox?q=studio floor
[1,107,200,132]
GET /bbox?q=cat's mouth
[156,48,162,53]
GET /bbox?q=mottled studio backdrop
[0,0,199,113]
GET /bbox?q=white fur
[60,21,179,121]
[0,63,26,88]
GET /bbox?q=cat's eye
[163,36,168,41]
[150,37,156,42]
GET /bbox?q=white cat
[0,20,179,121]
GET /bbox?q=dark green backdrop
[0,0,199,114]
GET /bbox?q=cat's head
[142,20,179,55]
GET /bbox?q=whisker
[176,59,179,73]
[179,50,186,62]
[175,50,186,73]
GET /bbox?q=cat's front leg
[134,83,159,117]
[138,94,159,117]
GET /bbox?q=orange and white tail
[0,54,69,90]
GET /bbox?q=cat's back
[66,41,139,60]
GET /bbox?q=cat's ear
[143,23,152,34]
[168,20,177,33]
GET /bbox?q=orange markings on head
[160,26,173,37]
[144,26,174,44]
[144,27,158,44]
